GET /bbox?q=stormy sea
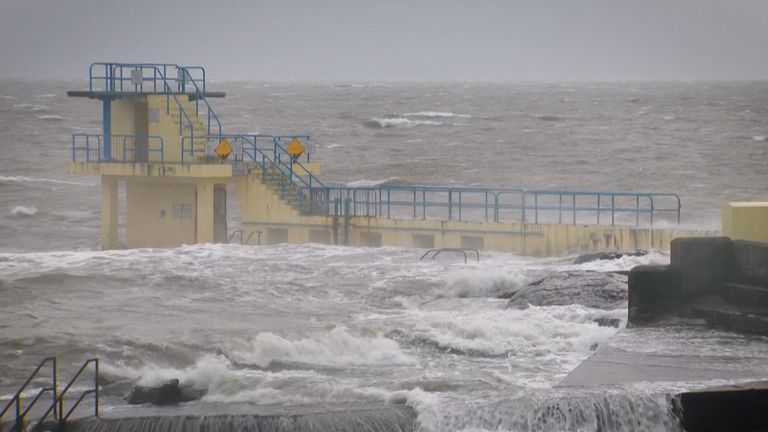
[1,80,768,431]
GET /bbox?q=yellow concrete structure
[67,63,713,256]
[723,202,768,243]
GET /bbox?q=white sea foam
[12,103,49,112]
[227,326,414,368]
[442,268,526,298]
[0,175,93,186]
[325,143,345,149]
[412,304,623,359]
[368,117,442,128]
[10,206,37,217]
[36,114,66,121]
[34,94,57,98]
[345,177,400,187]
[404,111,471,119]
[752,135,766,142]
[0,95,18,100]
[558,250,670,272]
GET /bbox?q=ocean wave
[403,111,471,119]
[325,143,345,149]
[345,177,403,187]
[12,103,49,112]
[752,135,766,142]
[442,268,526,298]
[559,250,669,272]
[9,206,37,218]
[405,304,623,359]
[36,114,67,121]
[365,118,442,128]
[102,354,431,420]
[0,175,93,186]
[227,326,414,368]
[34,94,57,98]
[0,95,18,100]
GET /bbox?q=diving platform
[66,62,713,255]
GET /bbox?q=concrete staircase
[259,164,316,215]
[691,282,768,336]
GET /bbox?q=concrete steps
[688,280,768,336]
[721,281,768,305]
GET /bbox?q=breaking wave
[345,177,404,187]
[365,117,443,128]
[227,326,415,368]
[12,103,49,112]
[403,111,471,119]
[0,175,93,186]
[9,206,37,218]
[36,114,67,121]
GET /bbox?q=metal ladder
[0,357,99,432]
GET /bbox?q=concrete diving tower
[66,62,711,255]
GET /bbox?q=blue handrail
[180,67,222,136]
[72,134,164,163]
[296,185,680,226]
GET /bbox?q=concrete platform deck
[560,326,768,387]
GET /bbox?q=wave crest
[228,326,414,368]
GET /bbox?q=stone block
[628,264,681,324]
[671,237,733,294]
[732,240,768,286]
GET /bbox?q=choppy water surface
[1,80,768,431]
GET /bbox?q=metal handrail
[297,185,681,226]
[58,358,99,422]
[420,248,480,263]
[89,63,195,139]
[0,357,58,430]
[71,134,164,163]
[180,67,221,136]
[243,230,262,245]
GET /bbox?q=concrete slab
[560,326,768,387]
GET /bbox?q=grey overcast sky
[1,0,768,81]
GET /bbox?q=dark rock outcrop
[126,378,206,406]
[506,271,627,310]
[573,251,646,265]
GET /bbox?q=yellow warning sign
[286,138,305,159]
[215,138,232,160]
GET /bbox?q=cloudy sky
[2,0,768,81]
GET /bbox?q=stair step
[721,282,768,306]
[691,305,768,336]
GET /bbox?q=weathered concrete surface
[627,265,681,323]
[560,327,768,387]
[733,240,768,286]
[670,237,733,295]
[65,407,416,432]
[679,380,768,432]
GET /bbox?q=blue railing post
[102,98,112,161]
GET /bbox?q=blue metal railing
[180,67,221,137]
[89,63,197,138]
[296,185,681,226]
[89,63,200,94]
[72,134,164,163]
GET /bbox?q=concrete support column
[100,176,119,250]
[196,182,215,243]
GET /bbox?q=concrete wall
[723,202,768,243]
[235,172,712,255]
[126,180,196,247]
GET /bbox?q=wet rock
[126,378,206,406]
[573,250,646,265]
[593,317,622,328]
[507,271,627,310]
